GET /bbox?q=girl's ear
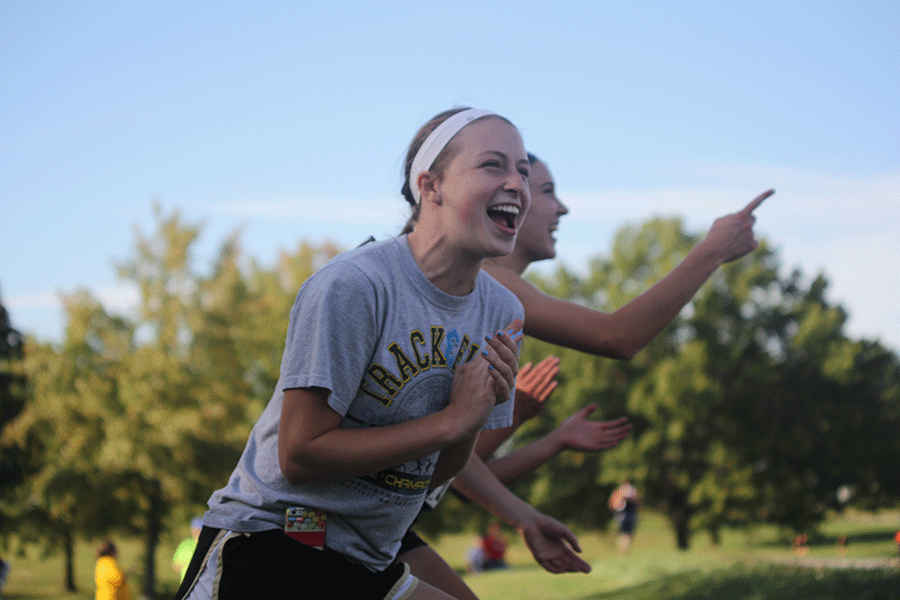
[417,171,443,206]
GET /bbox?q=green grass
[435,510,900,600]
[3,510,899,599]
[2,536,183,600]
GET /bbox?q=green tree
[107,210,343,596]
[7,205,345,596]
[495,217,900,550]
[6,293,137,591]
[0,294,27,533]
[735,273,900,534]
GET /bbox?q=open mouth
[487,204,520,232]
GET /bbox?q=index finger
[740,189,774,216]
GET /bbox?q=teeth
[490,205,520,216]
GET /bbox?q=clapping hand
[513,355,561,424]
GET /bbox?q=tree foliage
[5,206,899,590]
[0,294,27,529]
[4,206,341,596]
[504,218,900,550]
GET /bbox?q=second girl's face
[517,160,569,262]
[431,117,531,259]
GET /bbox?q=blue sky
[2,1,899,351]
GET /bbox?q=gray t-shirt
[204,235,523,570]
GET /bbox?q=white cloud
[5,290,62,311]
[6,285,141,341]
[563,167,900,232]
[92,284,141,312]
[7,285,139,313]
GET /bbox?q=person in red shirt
[480,523,509,571]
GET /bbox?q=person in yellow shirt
[172,518,202,582]
[95,541,131,600]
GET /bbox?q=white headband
[409,108,497,204]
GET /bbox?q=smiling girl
[173,108,531,600]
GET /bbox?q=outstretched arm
[486,405,632,485]
[485,190,773,359]
[451,452,591,574]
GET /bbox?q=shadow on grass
[760,529,897,548]
[810,530,898,547]
[579,565,900,600]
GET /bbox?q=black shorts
[398,528,430,556]
[617,511,637,534]
[172,526,416,600]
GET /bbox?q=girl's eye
[519,169,530,179]
[482,160,501,169]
